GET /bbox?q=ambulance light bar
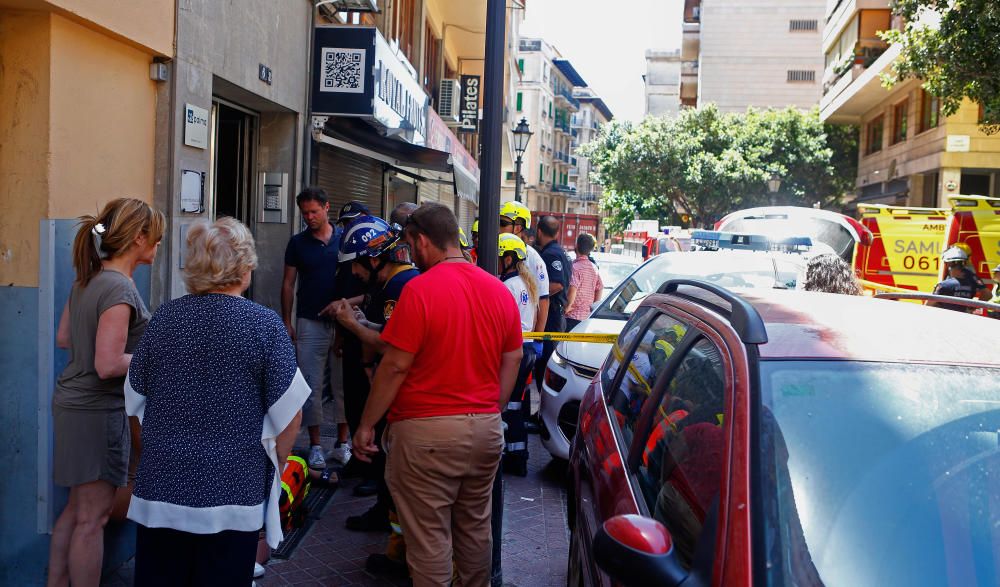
[691,230,813,253]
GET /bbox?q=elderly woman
[801,253,863,295]
[124,217,309,585]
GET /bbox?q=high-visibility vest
[279,455,311,531]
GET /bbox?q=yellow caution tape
[523,331,620,344]
[859,279,918,295]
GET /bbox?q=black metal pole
[514,157,523,203]
[476,0,505,275]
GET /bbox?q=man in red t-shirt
[352,203,523,587]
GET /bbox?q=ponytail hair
[514,257,539,307]
[72,198,165,287]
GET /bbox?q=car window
[594,253,785,320]
[634,337,727,568]
[607,313,689,452]
[600,306,654,396]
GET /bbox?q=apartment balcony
[554,118,571,135]
[569,192,598,202]
[553,184,577,194]
[681,60,699,78]
[820,43,901,123]
[554,86,581,111]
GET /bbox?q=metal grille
[789,19,818,31]
[787,70,817,82]
[314,144,385,220]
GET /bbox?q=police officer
[533,215,573,414]
[327,215,419,575]
[930,246,989,312]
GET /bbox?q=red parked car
[568,280,1000,586]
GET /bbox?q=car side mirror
[593,515,687,587]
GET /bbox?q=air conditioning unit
[438,79,461,124]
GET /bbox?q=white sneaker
[253,562,266,578]
[330,442,352,466]
[308,445,327,470]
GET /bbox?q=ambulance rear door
[945,195,1000,285]
[855,204,949,292]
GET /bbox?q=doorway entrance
[213,101,258,226]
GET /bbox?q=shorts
[52,405,130,487]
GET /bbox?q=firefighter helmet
[942,246,970,265]
[339,216,400,262]
[471,219,479,234]
[458,227,472,250]
[498,233,528,260]
[500,201,532,228]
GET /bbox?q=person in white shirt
[495,233,538,473]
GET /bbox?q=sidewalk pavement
[102,432,570,587]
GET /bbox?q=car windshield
[599,261,640,294]
[593,253,790,320]
[757,361,1000,587]
[723,216,855,260]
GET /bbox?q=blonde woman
[496,233,539,476]
[48,197,163,587]
[124,217,308,585]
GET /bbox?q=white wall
[699,0,824,111]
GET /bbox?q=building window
[423,24,441,104]
[919,90,940,133]
[787,70,816,82]
[505,171,515,181]
[891,99,909,144]
[517,58,524,74]
[392,0,416,62]
[516,92,523,112]
[866,115,885,155]
[539,163,544,180]
[789,19,818,32]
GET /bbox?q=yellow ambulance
[854,204,949,292]
[854,195,1000,293]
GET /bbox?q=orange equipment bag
[278,455,311,532]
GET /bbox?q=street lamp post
[767,174,782,206]
[512,117,533,203]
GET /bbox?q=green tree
[581,106,857,230]
[880,0,1000,134]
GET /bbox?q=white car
[538,248,804,460]
[715,206,872,262]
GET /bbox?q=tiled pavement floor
[102,430,571,587]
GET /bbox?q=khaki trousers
[385,413,504,587]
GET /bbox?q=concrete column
[939,167,962,207]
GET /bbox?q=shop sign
[458,75,480,133]
[184,103,209,149]
[946,135,971,152]
[312,26,428,145]
[426,108,480,202]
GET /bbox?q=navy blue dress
[125,293,310,548]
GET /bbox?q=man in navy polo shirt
[533,216,573,423]
[281,188,358,469]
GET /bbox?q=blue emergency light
[691,230,812,253]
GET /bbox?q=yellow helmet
[500,201,532,228]
[471,219,479,234]
[498,233,527,260]
[458,227,472,250]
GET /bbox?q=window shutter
[516,92,523,111]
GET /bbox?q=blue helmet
[339,215,401,263]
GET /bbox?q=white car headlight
[550,350,568,367]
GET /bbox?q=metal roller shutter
[417,178,441,204]
[314,144,385,219]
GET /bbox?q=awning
[316,117,452,173]
[453,163,479,204]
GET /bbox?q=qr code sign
[321,48,366,94]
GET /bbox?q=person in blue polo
[531,215,572,428]
[281,188,352,470]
